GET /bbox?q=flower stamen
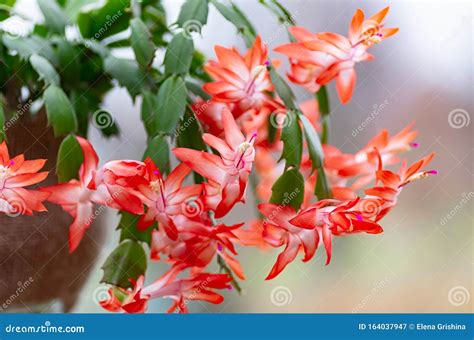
[236,133,257,169]
[150,171,167,207]
[0,165,11,180]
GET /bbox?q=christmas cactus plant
[0,1,436,313]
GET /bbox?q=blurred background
[10,0,473,313]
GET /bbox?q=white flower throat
[0,165,12,179]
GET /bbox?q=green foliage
[177,0,209,27]
[164,32,194,76]
[130,18,156,69]
[268,64,296,109]
[56,134,83,183]
[259,0,296,25]
[140,90,159,136]
[101,240,147,289]
[56,39,81,83]
[270,168,305,210]
[0,105,5,143]
[2,35,57,64]
[176,108,206,183]
[118,212,153,245]
[103,56,146,98]
[280,109,302,169]
[299,114,323,170]
[143,134,170,175]
[316,85,330,115]
[37,0,68,34]
[315,167,332,200]
[143,136,171,174]
[77,0,131,40]
[210,0,256,47]
[0,0,15,22]
[43,85,77,137]
[29,54,60,86]
[155,75,187,134]
[63,0,98,21]
[269,61,332,200]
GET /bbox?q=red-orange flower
[101,267,231,314]
[174,108,256,218]
[324,123,418,199]
[0,141,49,216]
[259,199,383,280]
[203,36,275,113]
[365,150,437,220]
[135,158,202,240]
[42,137,145,252]
[150,218,245,280]
[275,7,398,103]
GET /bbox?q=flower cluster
[0,6,436,313]
[275,6,398,103]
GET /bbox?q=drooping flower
[41,137,103,252]
[203,36,276,113]
[324,123,418,198]
[41,137,145,253]
[100,276,149,314]
[258,203,319,280]
[100,266,232,314]
[259,198,384,280]
[135,158,202,240]
[150,217,246,280]
[275,7,398,103]
[274,26,331,93]
[192,99,232,137]
[88,159,148,212]
[348,6,399,47]
[174,108,256,218]
[0,141,49,216]
[365,150,437,220]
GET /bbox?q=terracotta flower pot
[0,110,104,312]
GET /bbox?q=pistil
[245,65,266,95]
[236,133,257,169]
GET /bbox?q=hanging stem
[314,86,332,199]
[316,85,330,144]
[209,211,243,293]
